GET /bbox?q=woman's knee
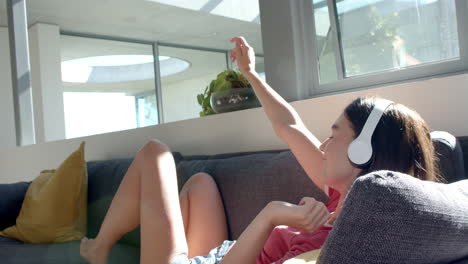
[137,139,171,159]
[183,173,217,192]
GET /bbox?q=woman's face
[319,113,362,188]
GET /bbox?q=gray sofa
[0,132,467,264]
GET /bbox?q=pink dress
[256,186,341,264]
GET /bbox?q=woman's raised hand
[266,197,331,233]
[230,36,256,75]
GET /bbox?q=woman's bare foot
[80,237,109,264]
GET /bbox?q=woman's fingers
[230,36,248,46]
[230,51,236,62]
[231,36,251,52]
[299,197,315,206]
[230,36,256,73]
[299,197,306,206]
[230,40,244,62]
[311,207,330,227]
[299,198,330,232]
[307,202,325,225]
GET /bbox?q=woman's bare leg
[80,140,187,264]
[80,140,228,264]
[80,144,146,264]
[179,173,228,258]
[139,140,187,264]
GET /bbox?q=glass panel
[158,46,227,122]
[136,94,159,127]
[336,0,459,77]
[313,0,339,83]
[60,35,158,139]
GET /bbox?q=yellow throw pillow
[283,249,321,264]
[0,142,87,243]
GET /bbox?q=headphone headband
[359,99,394,140]
[347,99,394,167]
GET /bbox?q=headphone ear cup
[348,138,373,167]
[356,150,374,169]
[348,99,392,169]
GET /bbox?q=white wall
[0,27,17,150]
[0,72,467,183]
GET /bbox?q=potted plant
[197,70,260,116]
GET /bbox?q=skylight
[145,0,260,23]
[62,55,169,67]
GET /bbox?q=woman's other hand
[265,198,331,233]
[230,36,256,75]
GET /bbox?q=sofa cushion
[177,150,329,240]
[0,142,87,243]
[0,236,139,264]
[0,182,30,231]
[317,170,468,264]
[431,131,466,182]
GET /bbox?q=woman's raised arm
[230,36,326,191]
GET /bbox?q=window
[158,45,228,123]
[60,35,159,139]
[310,0,468,95]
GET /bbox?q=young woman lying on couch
[80,36,442,264]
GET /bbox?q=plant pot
[210,87,261,114]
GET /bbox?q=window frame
[299,0,468,97]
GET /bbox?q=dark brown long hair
[344,96,441,182]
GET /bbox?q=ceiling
[0,0,263,52]
[0,0,264,94]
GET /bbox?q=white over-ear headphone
[348,99,394,167]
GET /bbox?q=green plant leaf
[206,108,215,115]
[197,94,204,105]
[203,96,211,108]
[209,81,215,92]
[232,70,239,80]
